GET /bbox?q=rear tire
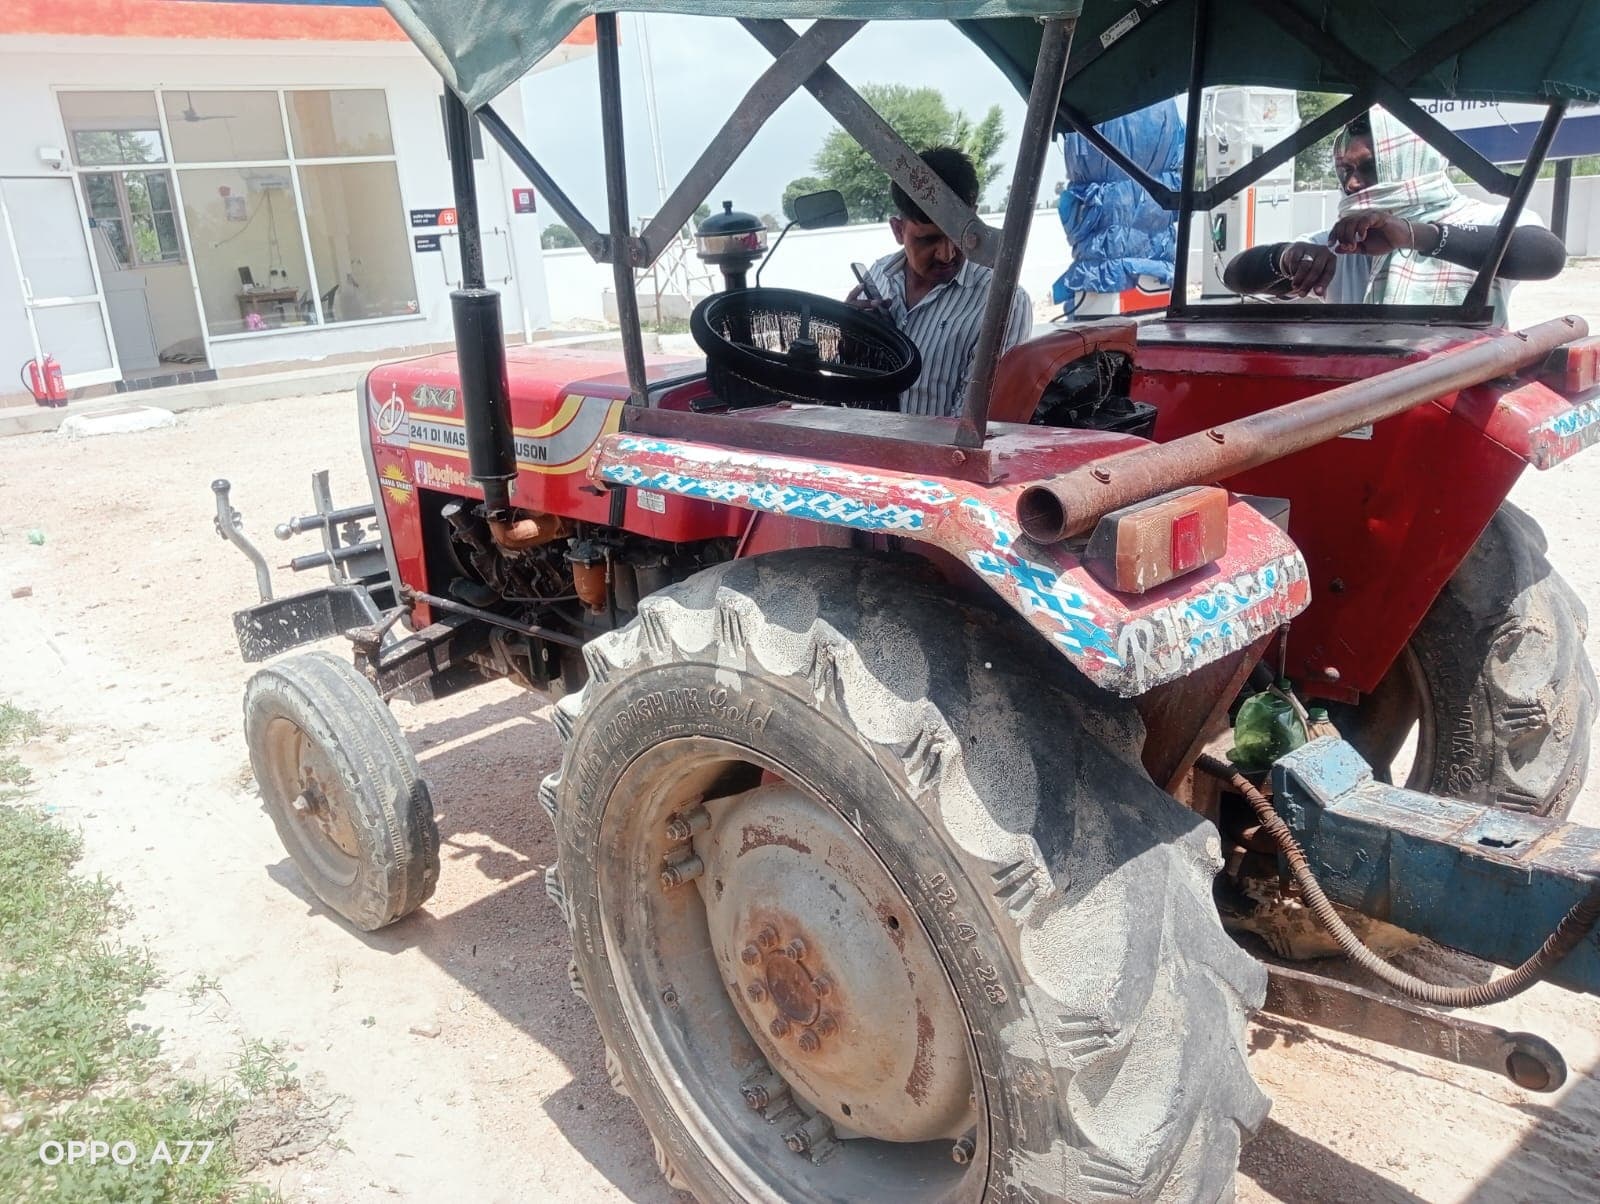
[543,550,1268,1202]
[244,651,439,930]
[1337,503,1595,818]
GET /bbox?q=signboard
[414,234,442,253]
[409,208,458,228]
[512,187,537,215]
[1422,100,1600,164]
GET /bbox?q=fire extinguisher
[21,354,68,408]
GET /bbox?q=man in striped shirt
[850,146,1034,417]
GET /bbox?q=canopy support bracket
[740,17,1000,267]
[638,19,865,262]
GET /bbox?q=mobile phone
[851,262,883,302]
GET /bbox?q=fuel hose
[1196,753,1600,1008]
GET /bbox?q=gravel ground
[1,267,1598,1202]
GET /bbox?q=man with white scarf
[1223,107,1566,324]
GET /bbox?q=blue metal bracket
[1272,739,1600,996]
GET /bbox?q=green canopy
[384,0,1600,117]
[976,0,1600,127]
[382,1,1082,108]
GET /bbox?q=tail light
[1083,486,1230,594]
[1543,337,1600,396]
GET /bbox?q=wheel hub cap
[696,784,974,1144]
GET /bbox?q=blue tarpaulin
[1052,100,1184,311]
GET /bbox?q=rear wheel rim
[595,736,984,1201]
[1337,646,1435,790]
[260,716,361,887]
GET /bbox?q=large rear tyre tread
[542,550,1267,1202]
[243,651,439,931]
[1372,503,1595,818]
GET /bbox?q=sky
[517,15,1050,231]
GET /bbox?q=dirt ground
[2,267,1599,1203]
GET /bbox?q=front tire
[543,550,1268,1202]
[244,651,439,931]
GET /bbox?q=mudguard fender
[590,432,1310,698]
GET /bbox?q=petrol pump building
[0,0,587,405]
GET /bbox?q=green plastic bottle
[1230,679,1308,770]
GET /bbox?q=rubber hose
[1196,753,1600,1007]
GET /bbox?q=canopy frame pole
[1169,0,1211,314]
[1198,0,1542,213]
[1057,0,1543,229]
[954,15,1077,447]
[637,19,864,261]
[740,17,999,267]
[1244,0,1527,199]
[478,103,609,260]
[1464,101,1567,312]
[596,11,650,406]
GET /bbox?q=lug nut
[783,937,807,961]
[769,1016,790,1038]
[814,1012,838,1037]
[739,944,761,966]
[784,1113,834,1156]
[747,982,767,1003]
[659,853,704,889]
[756,925,779,949]
[665,805,710,842]
[951,1135,976,1165]
[660,986,678,1008]
[811,974,832,996]
[740,1070,788,1112]
[796,1030,821,1053]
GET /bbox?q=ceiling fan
[176,91,237,123]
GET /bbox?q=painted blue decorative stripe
[600,464,928,532]
[1540,402,1600,441]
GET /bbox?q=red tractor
[215,2,1600,1199]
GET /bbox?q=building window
[178,167,312,334]
[72,130,165,166]
[82,171,183,268]
[163,91,289,164]
[287,89,395,158]
[58,87,418,340]
[59,91,167,166]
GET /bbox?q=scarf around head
[1335,106,1505,310]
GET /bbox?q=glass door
[0,176,120,388]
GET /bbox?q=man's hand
[846,283,892,317]
[1328,209,1421,257]
[1277,242,1337,298]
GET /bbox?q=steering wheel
[690,287,921,408]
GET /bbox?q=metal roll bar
[1015,315,1589,543]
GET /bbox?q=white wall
[0,33,553,386]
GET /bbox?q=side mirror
[791,190,848,230]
